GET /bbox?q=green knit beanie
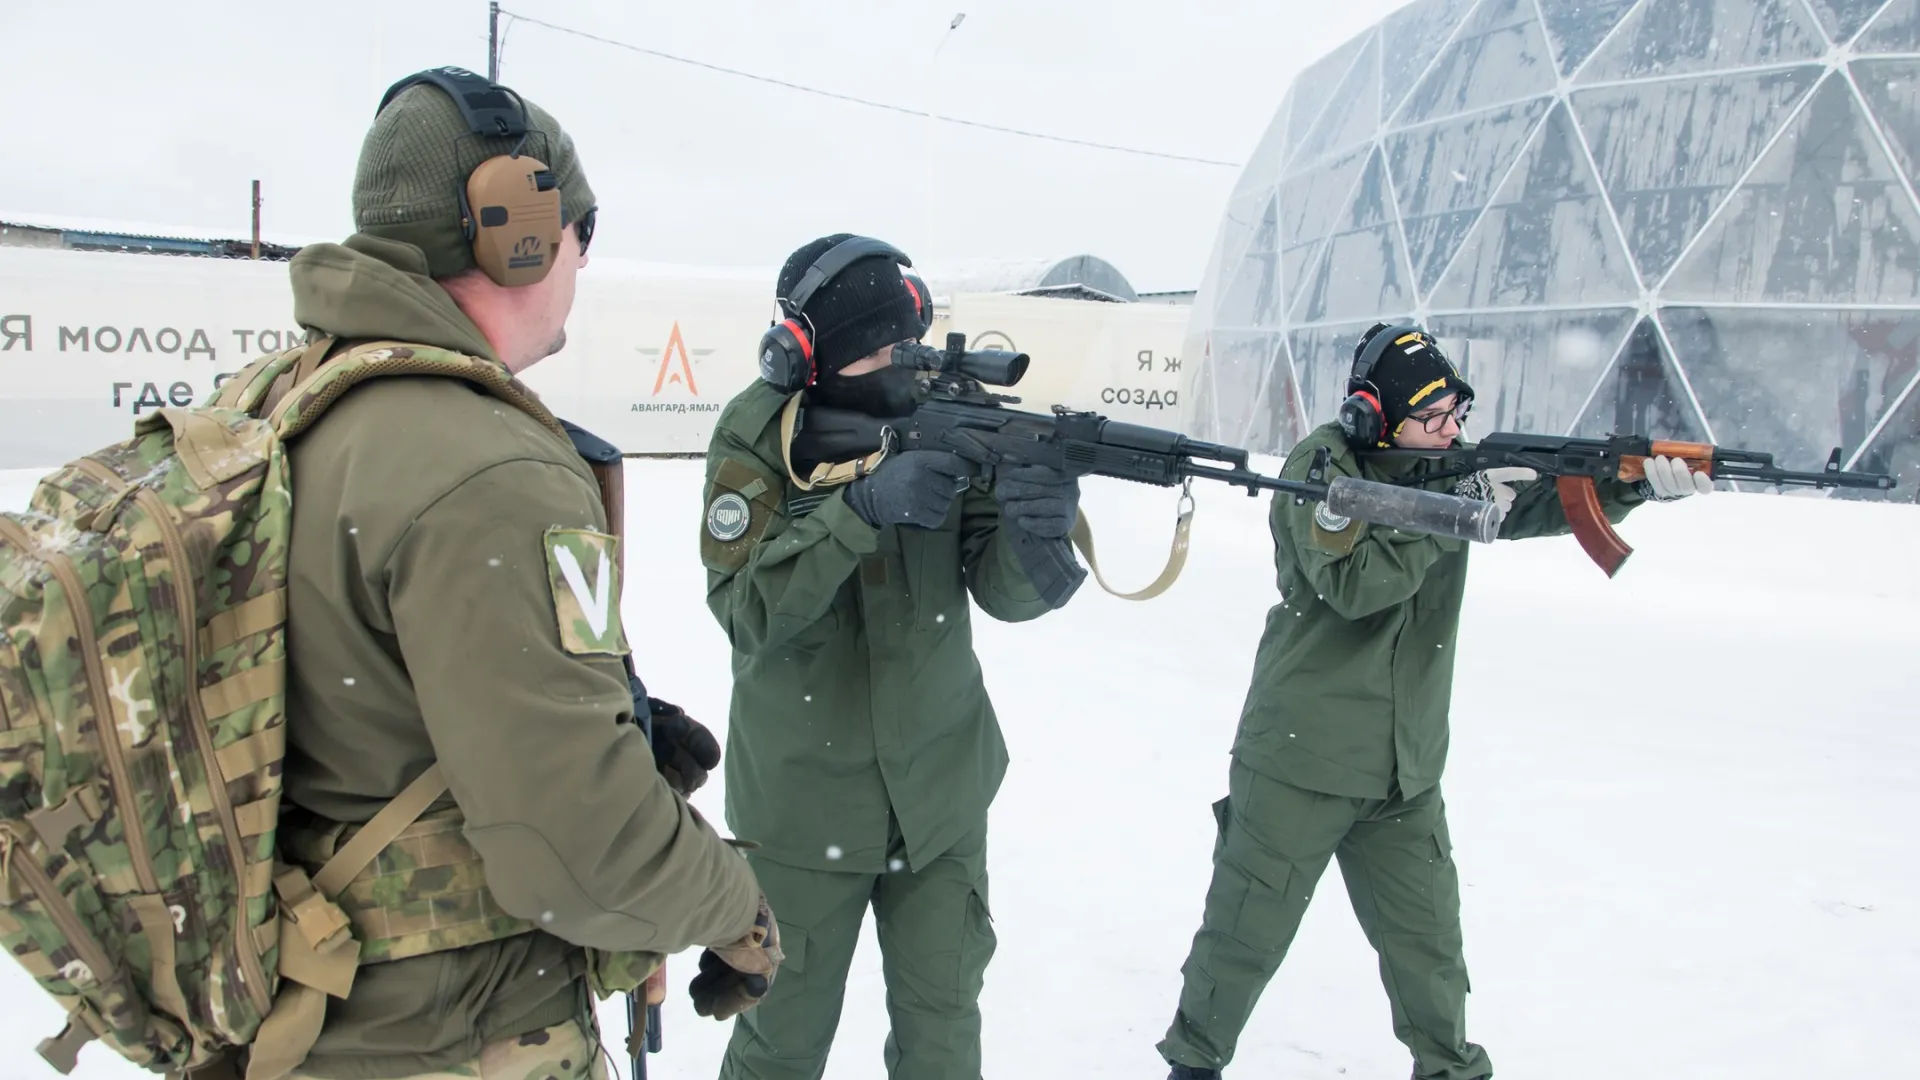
[352,74,596,279]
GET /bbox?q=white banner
[936,292,1191,433]
[0,246,1192,468]
[0,247,298,468]
[510,264,770,454]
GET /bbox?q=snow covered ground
[2,458,1916,1080]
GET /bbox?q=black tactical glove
[842,450,972,530]
[690,894,784,1021]
[992,462,1081,539]
[644,697,721,797]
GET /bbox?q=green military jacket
[1232,421,1648,800]
[278,235,760,1077]
[699,383,1054,874]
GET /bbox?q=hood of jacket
[289,233,500,364]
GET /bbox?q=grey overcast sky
[0,0,1410,291]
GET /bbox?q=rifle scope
[891,332,1030,387]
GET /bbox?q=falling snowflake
[343,677,356,686]
[825,845,844,861]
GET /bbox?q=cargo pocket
[901,517,965,632]
[0,822,189,1072]
[775,921,809,982]
[955,882,995,1007]
[1204,792,1302,955]
[1428,812,1461,933]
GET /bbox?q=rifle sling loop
[1066,480,1194,602]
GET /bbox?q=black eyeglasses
[570,205,597,256]
[1405,398,1471,433]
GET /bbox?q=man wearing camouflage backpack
[252,69,787,1078]
[46,68,778,1079]
[1,66,777,1080]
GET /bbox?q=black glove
[642,696,721,796]
[842,450,972,529]
[689,894,783,1021]
[992,462,1080,539]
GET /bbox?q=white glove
[1641,455,1713,500]
[1453,466,1538,514]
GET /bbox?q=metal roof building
[0,213,304,260]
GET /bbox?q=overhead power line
[496,10,1243,169]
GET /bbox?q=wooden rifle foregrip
[1556,475,1632,577]
[1617,441,1716,484]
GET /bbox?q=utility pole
[925,13,966,261]
[251,180,262,260]
[488,2,500,80]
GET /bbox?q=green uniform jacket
[699,383,1054,875]
[1232,421,1648,800]
[279,235,760,1077]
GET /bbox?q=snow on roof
[0,209,331,249]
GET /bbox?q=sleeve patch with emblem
[701,456,783,572]
[1307,498,1365,556]
[707,492,752,541]
[544,527,630,656]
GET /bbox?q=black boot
[1167,1065,1221,1080]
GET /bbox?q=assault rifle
[1361,432,1897,577]
[786,333,1504,608]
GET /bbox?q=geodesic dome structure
[1182,0,1920,498]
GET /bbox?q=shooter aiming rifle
[782,333,1506,608]
[1360,432,1898,577]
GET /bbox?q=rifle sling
[779,394,889,490]
[1066,499,1193,602]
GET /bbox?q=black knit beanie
[776,234,925,376]
[1355,324,1475,440]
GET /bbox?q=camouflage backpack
[0,336,638,1080]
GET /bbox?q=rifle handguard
[1324,475,1504,544]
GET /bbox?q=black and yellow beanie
[1358,324,1475,439]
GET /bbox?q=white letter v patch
[554,543,613,639]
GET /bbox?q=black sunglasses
[569,205,597,256]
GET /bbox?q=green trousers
[719,823,995,1080]
[1158,758,1492,1080]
